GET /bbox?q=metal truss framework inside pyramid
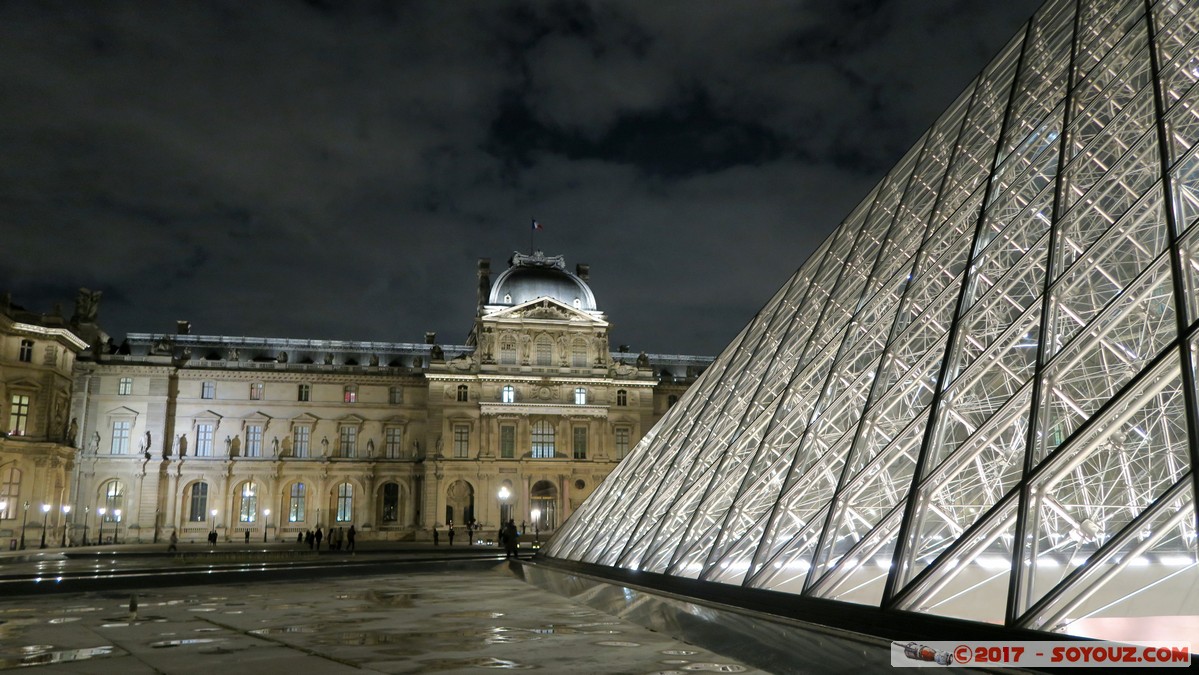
[545,0,1199,642]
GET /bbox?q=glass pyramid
[544,0,1199,642]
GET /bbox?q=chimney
[176,321,191,335]
[576,264,590,281]
[425,331,437,345]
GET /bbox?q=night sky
[1,0,1045,356]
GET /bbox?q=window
[288,483,305,522]
[239,482,258,522]
[118,377,133,396]
[573,426,588,459]
[249,382,263,400]
[188,482,209,521]
[196,423,215,457]
[500,425,515,459]
[201,381,215,399]
[456,385,468,402]
[111,420,132,454]
[245,425,263,458]
[18,339,33,363]
[616,389,627,406]
[298,384,310,402]
[501,385,515,403]
[0,468,20,519]
[382,483,399,523]
[453,424,469,458]
[571,339,588,367]
[499,336,517,365]
[389,386,403,404]
[531,421,555,458]
[102,480,124,520]
[615,427,630,459]
[8,394,30,435]
[574,387,587,405]
[336,482,353,522]
[293,425,311,458]
[535,337,552,366]
[385,427,404,459]
[343,385,357,403]
[339,425,358,458]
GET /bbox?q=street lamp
[497,486,510,528]
[97,507,106,546]
[113,509,122,544]
[61,505,71,547]
[39,503,50,548]
[19,501,30,550]
[83,506,90,545]
[263,509,270,543]
[531,507,541,548]
[210,508,218,543]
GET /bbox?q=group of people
[299,525,356,551]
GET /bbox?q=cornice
[479,402,609,418]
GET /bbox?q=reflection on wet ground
[0,566,765,673]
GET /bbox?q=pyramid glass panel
[542,0,1199,643]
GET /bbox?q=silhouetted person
[503,520,519,558]
[347,525,356,551]
[448,525,455,546]
[167,530,178,552]
[433,527,439,545]
[208,530,217,547]
[305,530,314,549]
[244,530,250,544]
[315,527,323,551]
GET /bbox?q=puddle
[681,665,748,673]
[46,617,80,624]
[596,640,642,647]
[662,660,692,665]
[194,628,222,633]
[0,646,116,668]
[249,625,323,636]
[435,610,504,619]
[150,638,220,648]
[308,631,406,647]
[419,657,533,670]
[662,650,699,656]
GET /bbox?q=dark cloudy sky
[1,0,1044,356]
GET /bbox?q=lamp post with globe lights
[210,509,217,543]
[497,486,510,528]
[19,501,30,549]
[97,507,106,546]
[39,503,50,548]
[83,506,90,545]
[263,509,271,543]
[113,509,122,544]
[61,505,71,547]
[531,507,541,548]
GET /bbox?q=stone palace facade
[0,252,710,546]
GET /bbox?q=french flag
[532,218,544,231]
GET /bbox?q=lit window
[453,424,469,458]
[456,385,468,402]
[0,468,21,519]
[573,426,587,459]
[385,427,404,458]
[245,425,263,458]
[615,427,630,459]
[249,382,263,400]
[298,384,310,402]
[102,480,124,520]
[344,385,358,403]
[500,425,515,459]
[239,482,257,522]
[288,483,306,522]
[382,482,400,522]
[293,425,311,458]
[118,377,133,396]
[389,386,403,404]
[616,389,627,406]
[188,482,208,521]
[201,381,215,399]
[531,421,555,458]
[502,385,515,403]
[336,482,353,522]
[111,420,132,454]
[18,340,33,363]
[8,394,30,435]
[196,423,215,457]
[574,387,587,405]
[339,425,358,458]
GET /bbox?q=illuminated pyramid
[544,0,1199,642]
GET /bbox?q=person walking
[315,527,323,551]
[503,520,519,558]
[448,525,455,546]
[433,527,439,545]
[244,530,250,544]
[347,525,356,552]
[167,530,178,552]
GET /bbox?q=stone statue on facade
[90,431,101,454]
[67,418,78,448]
[71,288,102,324]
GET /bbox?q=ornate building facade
[1,252,709,545]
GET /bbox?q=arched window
[499,335,517,365]
[531,480,558,530]
[382,482,400,523]
[288,483,306,523]
[238,481,258,522]
[457,385,469,402]
[188,482,209,522]
[571,338,588,367]
[0,467,21,519]
[501,385,515,403]
[336,483,353,522]
[102,480,124,520]
[574,387,587,405]
[531,421,555,459]
[535,336,553,366]
[616,389,627,406]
